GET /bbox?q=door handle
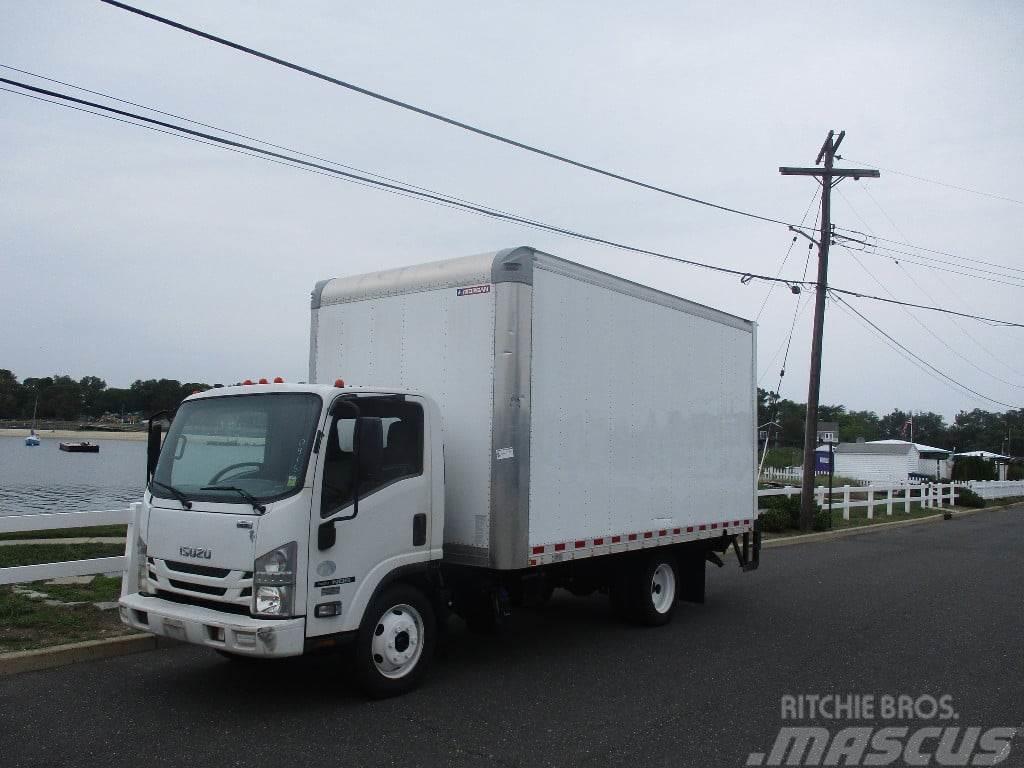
[412,513,426,546]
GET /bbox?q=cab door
[305,394,433,636]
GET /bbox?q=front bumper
[119,592,306,657]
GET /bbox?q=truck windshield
[151,393,322,508]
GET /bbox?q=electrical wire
[838,243,1024,390]
[3,75,1023,329]
[849,181,1024,379]
[755,188,819,322]
[839,157,1024,206]
[832,226,1024,276]
[830,293,1018,409]
[99,0,804,229]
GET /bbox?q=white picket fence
[1,480,1022,586]
[961,480,1024,500]
[757,482,958,521]
[0,506,134,586]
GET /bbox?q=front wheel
[353,584,436,698]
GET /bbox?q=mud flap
[732,519,762,572]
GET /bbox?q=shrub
[955,487,986,508]
[760,506,790,533]
[951,457,997,481]
[759,493,825,532]
[813,507,831,532]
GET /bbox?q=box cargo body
[310,247,757,571]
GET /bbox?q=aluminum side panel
[311,287,495,552]
[489,282,533,570]
[528,267,755,549]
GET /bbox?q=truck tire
[626,555,679,626]
[353,583,436,698]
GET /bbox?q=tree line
[758,388,1021,456]
[1,371,1019,453]
[0,370,211,422]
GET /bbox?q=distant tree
[0,369,19,419]
[79,376,107,416]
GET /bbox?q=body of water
[0,436,145,516]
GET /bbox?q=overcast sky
[1,1,1021,419]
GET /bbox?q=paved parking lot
[1,507,1021,767]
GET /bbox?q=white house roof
[835,442,914,456]
[870,439,950,455]
[954,450,1009,460]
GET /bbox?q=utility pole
[780,131,879,530]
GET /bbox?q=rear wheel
[353,584,436,698]
[616,555,678,626]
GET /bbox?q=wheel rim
[370,603,424,679]
[650,563,676,614]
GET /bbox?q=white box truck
[120,246,760,697]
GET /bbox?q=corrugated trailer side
[522,255,757,567]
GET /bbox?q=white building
[833,440,951,483]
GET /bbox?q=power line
[849,182,1024,379]
[833,226,1024,276]
[839,157,1024,206]
[99,0,802,229]
[830,293,1018,410]
[755,189,819,322]
[3,75,1023,329]
[838,243,1024,390]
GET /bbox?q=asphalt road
[2,507,1022,768]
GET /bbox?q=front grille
[151,557,253,611]
[165,560,231,578]
[155,589,251,616]
[168,579,226,596]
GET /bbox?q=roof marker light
[334,378,345,388]
[258,378,269,384]
[273,376,284,383]
[242,379,253,385]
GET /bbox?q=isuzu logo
[179,546,212,560]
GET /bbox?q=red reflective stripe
[643,531,653,539]
[594,537,604,545]
[529,559,537,566]
[611,535,621,543]
[658,530,667,536]
[698,525,707,531]
[575,540,586,548]
[711,523,718,529]
[687,526,694,533]
[532,545,544,555]
[673,528,681,534]
[554,543,566,552]
[628,534,637,541]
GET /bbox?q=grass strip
[0,525,128,542]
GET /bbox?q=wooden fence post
[866,488,875,519]
[843,486,851,521]
[886,486,894,516]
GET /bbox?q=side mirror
[355,417,384,478]
[146,410,170,484]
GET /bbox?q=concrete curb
[763,502,1017,549]
[0,634,179,677]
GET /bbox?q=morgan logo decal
[457,284,491,297]
[179,546,212,560]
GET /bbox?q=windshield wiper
[150,480,192,509]
[201,485,267,514]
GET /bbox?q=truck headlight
[253,542,297,617]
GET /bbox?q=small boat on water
[59,441,99,453]
[25,396,41,446]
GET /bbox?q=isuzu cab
[120,246,760,697]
